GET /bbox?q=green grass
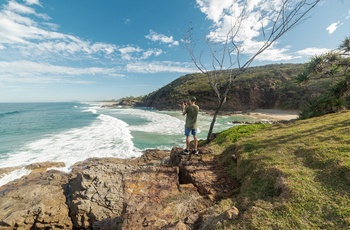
[209,111,350,229]
[213,124,271,146]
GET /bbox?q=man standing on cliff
[182,96,199,155]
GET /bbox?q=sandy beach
[243,109,300,121]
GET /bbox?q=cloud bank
[195,0,322,62]
[0,1,118,58]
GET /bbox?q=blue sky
[0,0,349,102]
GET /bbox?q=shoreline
[101,102,300,122]
[240,109,300,121]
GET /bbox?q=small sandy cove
[244,109,300,121]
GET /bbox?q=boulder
[0,162,71,229]
[68,156,211,229]
[68,158,130,229]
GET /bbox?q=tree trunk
[206,97,226,143]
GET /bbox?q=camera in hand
[183,100,187,106]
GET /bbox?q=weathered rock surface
[170,147,238,201]
[0,149,240,229]
[69,157,129,229]
[68,149,211,229]
[0,162,71,229]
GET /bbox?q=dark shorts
[185,127,197,136]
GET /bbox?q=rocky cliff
[0,148,239,229]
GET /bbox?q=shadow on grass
[294,146,350,196]
[233,119,350,162]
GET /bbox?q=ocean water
[0,102,254,186]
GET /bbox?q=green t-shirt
[185,105,199,129]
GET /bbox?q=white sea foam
[81,105,100,114]
[82,108,97,114]
[114,108,184,135]
[0,168,31,187]
[0,114,141,172]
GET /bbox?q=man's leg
[183,127,191,154]
[193,135,198,150]
[186,135,191,150]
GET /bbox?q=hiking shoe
[192,149,199,155]
[182,149,190,155]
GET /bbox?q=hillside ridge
[117,63,329,112]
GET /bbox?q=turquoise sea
[0,102,254,186]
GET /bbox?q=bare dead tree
[184,0,321,142]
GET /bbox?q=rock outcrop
[0,149,239,229]
[0,162,72,229]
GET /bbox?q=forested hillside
[138,63,327,112]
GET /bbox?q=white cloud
[238,40,295,61]
[195,0,235,24]
[0,60,124,82]
[296,47,330,57]
[196,0,280,42]
[0,1,117,59]
[126,61,196,74]
[145,30,179,47]
[24,0,42,6]
[43,22,60,31]
[6,0,36,14]
[255,47,295,62]
[326,22,340,34]
[119,46,143,60]
[195,0,318,62]
[5,0,48,19]
[119,46,163,60]
[142,49,163,59]
[347,10,350,19]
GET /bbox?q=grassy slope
[209,111,350,229]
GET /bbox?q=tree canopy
[297,36,350,119]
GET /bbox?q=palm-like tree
[298,36,350,119]
[339,37,350,54]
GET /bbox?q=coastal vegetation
[297,36,350,119]
[204,110,350,228]
[138,63,328,112]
